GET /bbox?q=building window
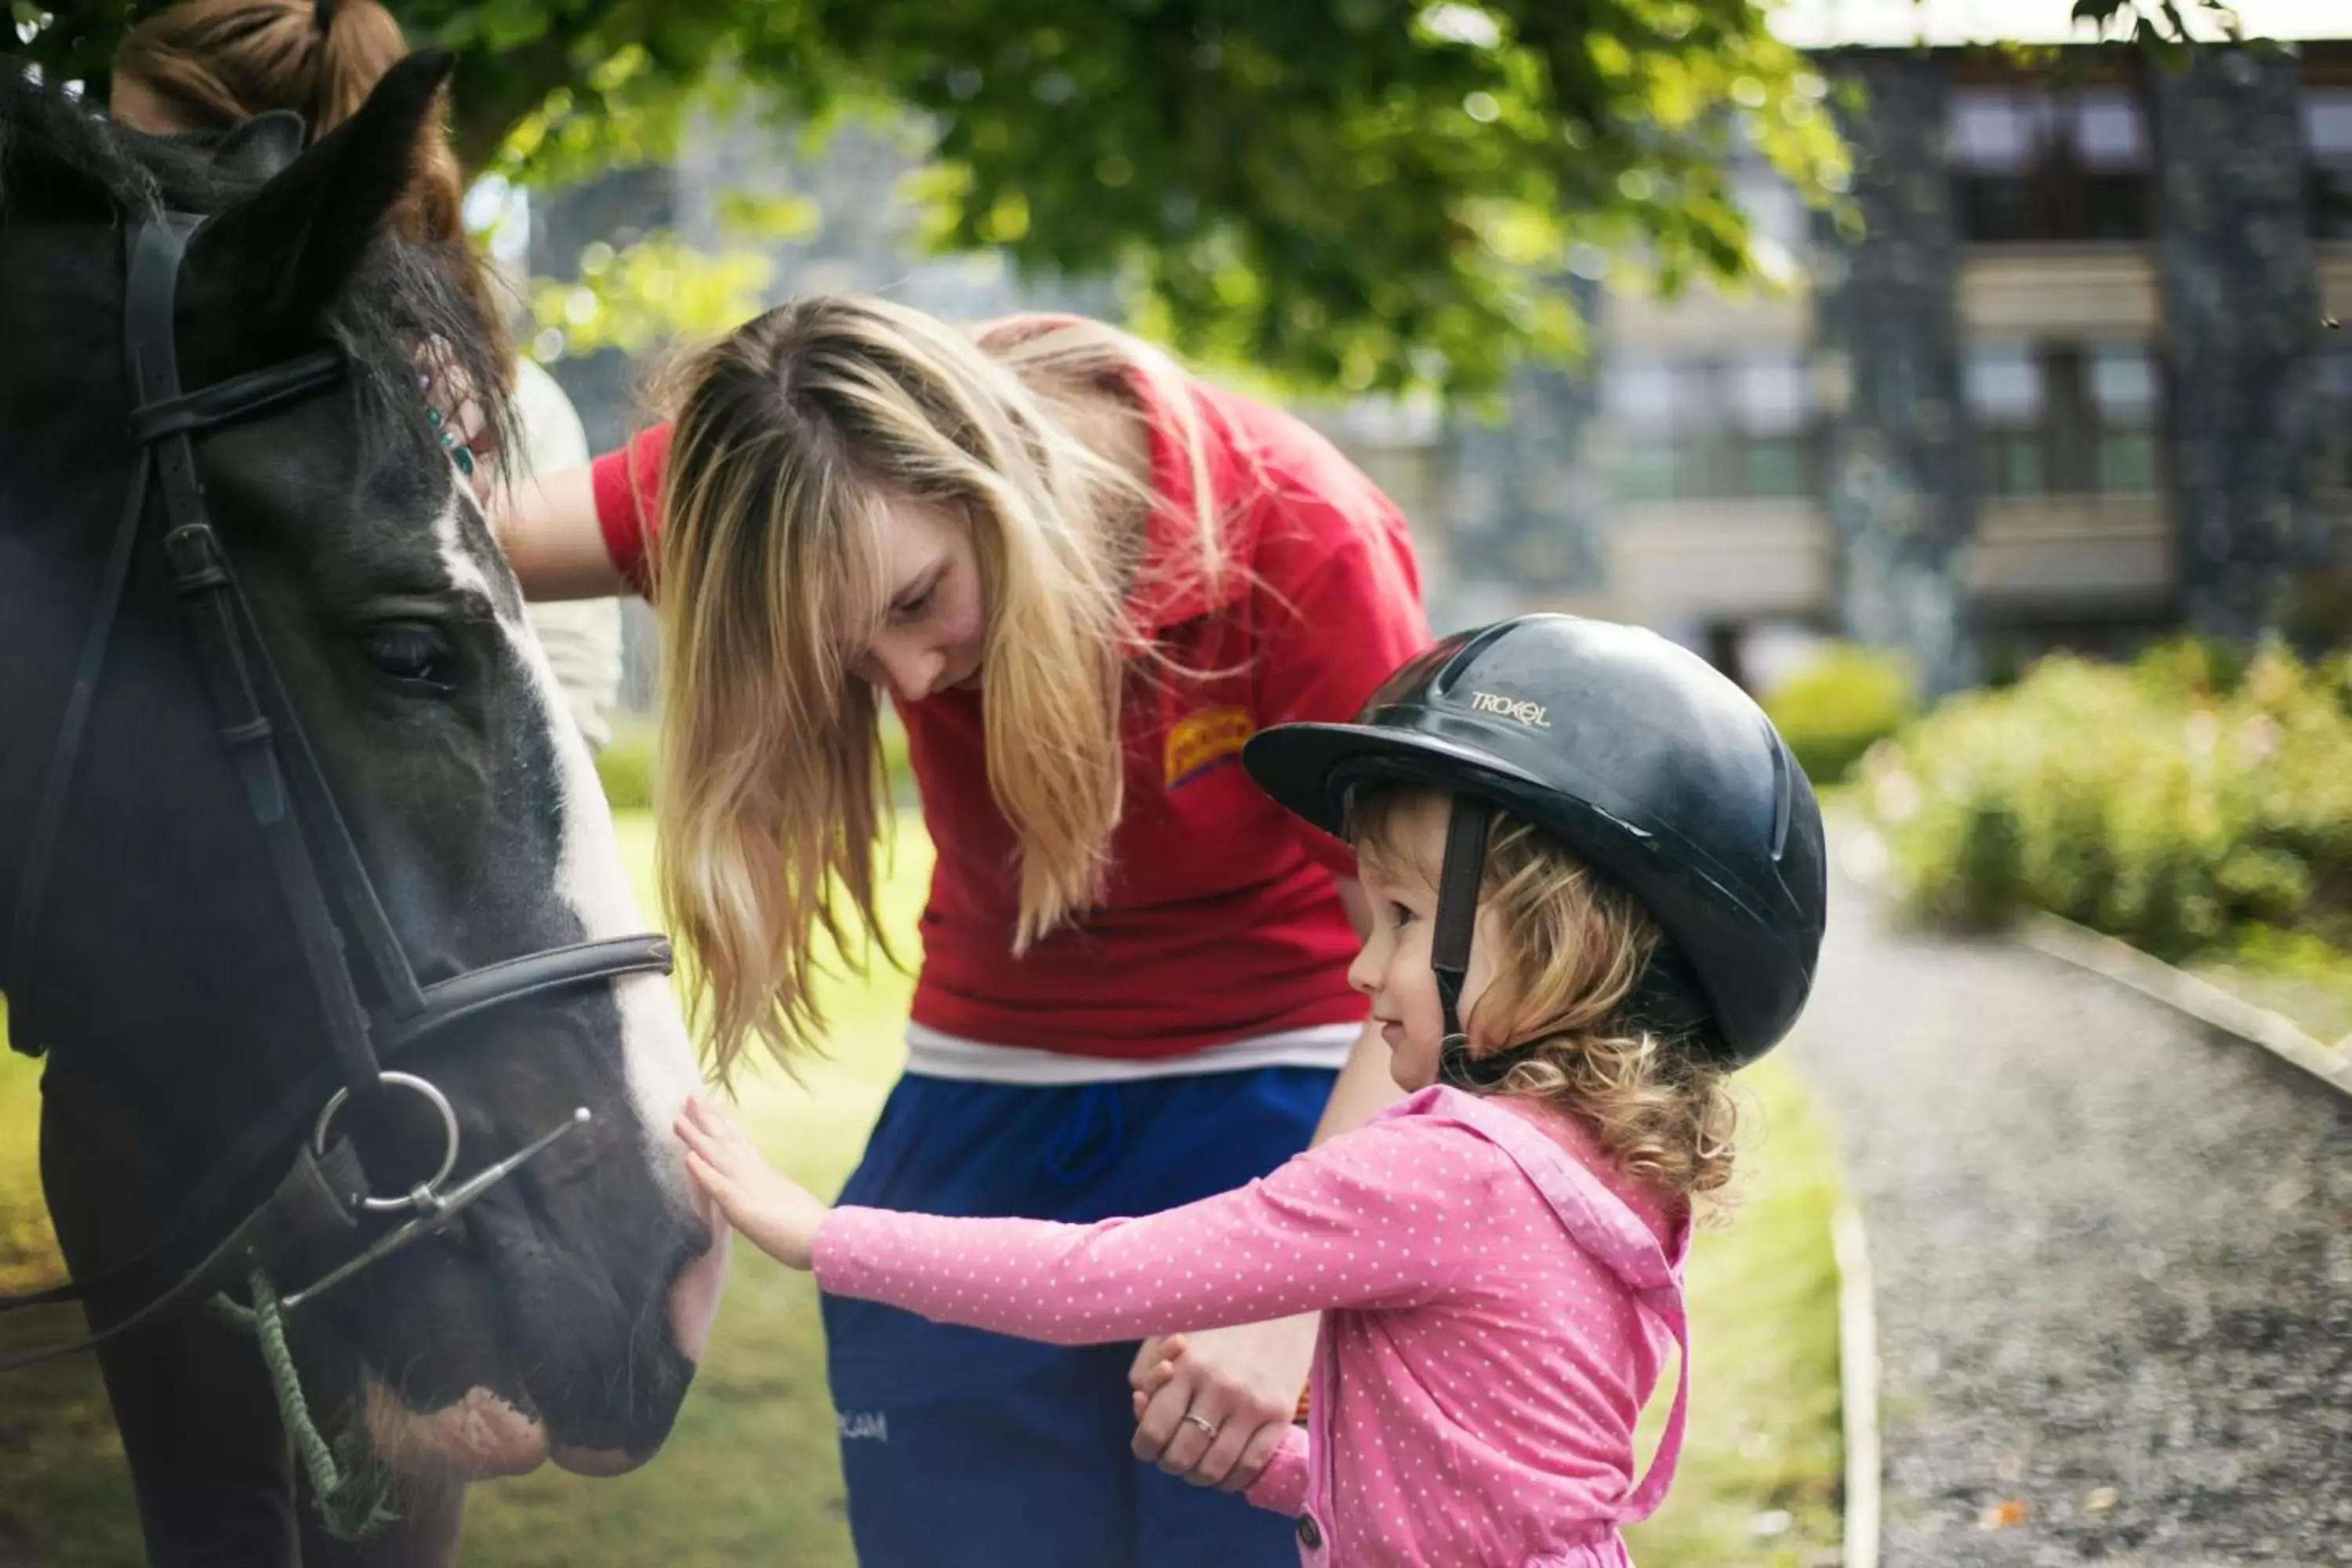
[1606,355,1814,502]
[1606,360,1690,502]
[2089,344,2159,493]
[1967,340,2160,496]
[2326,349,2352,488]
[2307,88,2352,240]
[1728,144,1809,254]
[1967,346,2045,495]
[1947,86,2151,243]
[1727,358,1812,496]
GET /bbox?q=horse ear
[185,50,456,332]
[205,110,308,186]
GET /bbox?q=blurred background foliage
[13,0,1850,400]
[1850,637,2352,1037]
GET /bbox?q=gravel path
[1784,853,2352,1566]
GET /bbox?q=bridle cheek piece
[0,216,677,1368]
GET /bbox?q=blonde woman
[491,297,1428,1564]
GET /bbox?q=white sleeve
[510,359,623,752]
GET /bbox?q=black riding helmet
[1242,614,1827,1079]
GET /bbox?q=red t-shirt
[590,349,1429,1058]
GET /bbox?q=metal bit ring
[312,1071,461,1214]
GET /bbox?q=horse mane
[0,58,203,218]
[0,56,517,474]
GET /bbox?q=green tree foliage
[524,236,780,362]
[2066,0,2244,51]
[12,0,1846,397]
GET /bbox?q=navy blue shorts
[821,1065,1336,1568]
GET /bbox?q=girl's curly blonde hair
[1352,789,1741,1209]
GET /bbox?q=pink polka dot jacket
[813,1084,1693,1566]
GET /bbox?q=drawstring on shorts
[1040,1083,1126,1187]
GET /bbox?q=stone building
[1449,29,2352,691]
[1433,28,2352,693]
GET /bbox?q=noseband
[0,216,677,1368]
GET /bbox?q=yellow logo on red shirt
[1164,705,1254,789]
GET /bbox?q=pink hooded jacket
[813,1084,1693,1566]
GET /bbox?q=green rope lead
[209,1270,401,1541]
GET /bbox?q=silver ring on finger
[1181,1413,1219,1438]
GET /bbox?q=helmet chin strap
[1425,793,1716,1092]
[1432,794,1531,1091]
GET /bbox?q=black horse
[0,53,726,1566]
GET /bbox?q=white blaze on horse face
[428,501,724,1356]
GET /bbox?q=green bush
[1860,638,2352,960]
[1762,642,1919,786]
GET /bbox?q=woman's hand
[414,337,498,509]
[673,1093,830,1270]
[1127,1315,1316,1492]
[423,340,628,601]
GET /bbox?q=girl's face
[1348,792,1507,1093]
[847,497,987,704]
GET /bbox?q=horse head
[0,53,725,1489]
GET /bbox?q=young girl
[677,613,1831,1566]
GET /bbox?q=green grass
[1623,1060,1849,1566]
[1,1007,150,1566]
[0,813,1846,1566]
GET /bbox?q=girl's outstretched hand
[673,1093,829,1270]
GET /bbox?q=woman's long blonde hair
[653,297,1221,1080]
[1354,789,1742,1208]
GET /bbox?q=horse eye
[359,621,453,691]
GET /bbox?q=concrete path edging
[2015,913,2352,1102]
[1830,815,2352,1105]
[1831,1202,1882,1568]
[1817,816,1886,1568]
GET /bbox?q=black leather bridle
[0,216,676,1369]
